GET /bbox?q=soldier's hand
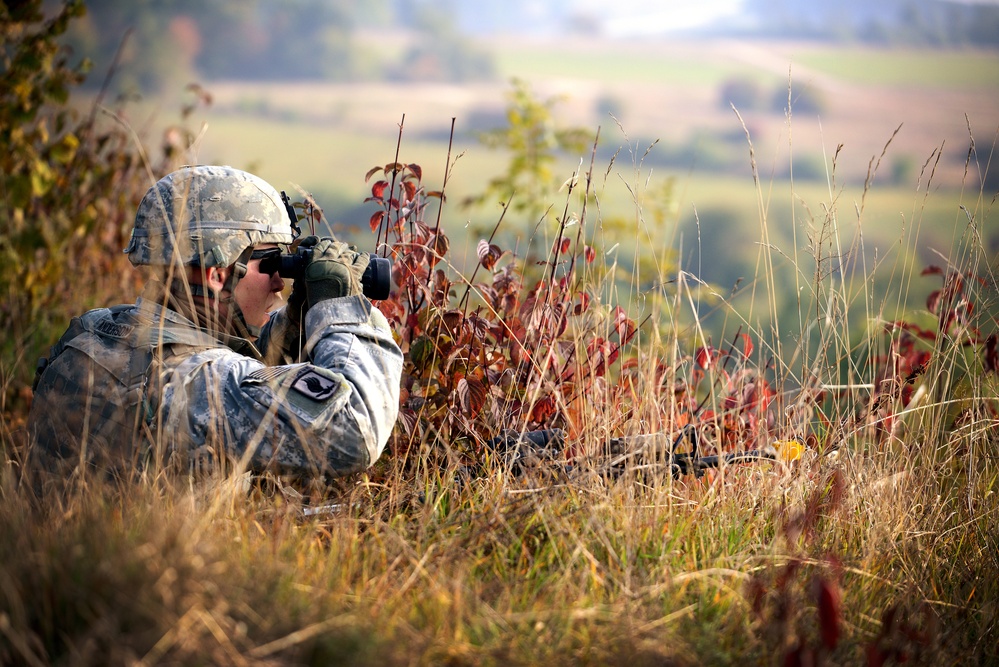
[304,237,370,306]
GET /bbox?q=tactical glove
[304,237,370,307]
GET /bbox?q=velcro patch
[242,363,349,421]
[95,320,135,339]
[291,368,340,401]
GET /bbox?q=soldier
[27,165,402,483]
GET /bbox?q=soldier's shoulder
[47,304,137,351]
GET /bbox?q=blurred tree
[965,5,999,47]
[891,155,916,187]
[742,0,999,46]
[62,0,360,91]
[387,0,494,81]
[718,77,764,112]
[594,92,624,124]
[63,0,221,92]
[199,0,357,81]
[771,84,826,116]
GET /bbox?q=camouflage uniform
[27,166,402,480]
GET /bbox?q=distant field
[157,35,997,324]
[187,39,999,194]
[491,42,766,86]
[490,39,999,89]
[793,48,999,87]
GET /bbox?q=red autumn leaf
[364,165,383,182]
[406,163,423,180]
[529,395,557,423]
[815,577,842,650]
[457,377,487,418]
[573,292,590,315]
[371,180,389,200]
[584,245,596,263]
[926,289,941,314]
[384,162,404,174]
[587,336,611,377]
[613,306,635,341]
[510,338,529,366]
[553,237,571,255]
[402,180,417,202]
[369,210,385,232]
[738,333,754,358]
[606,345,620,367]
[477,239,493,268]
[695,346,718,369]
[427,233,449,268]
[426,190,446,201]
[921,265,943,276]
[477,240,502,270]
[442,310,464,337]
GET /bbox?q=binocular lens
[248,246,393,301]
[252,249,283,277]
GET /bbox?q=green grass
[493,41,999,89]
[794,48,999,87]
[492,46,757,86]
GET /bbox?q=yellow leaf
[30,159,54,196]
[773,440,803,462]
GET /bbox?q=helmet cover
[125,165,294,268]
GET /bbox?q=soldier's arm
[164,295,402,477]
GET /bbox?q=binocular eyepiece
[261,249,392,301]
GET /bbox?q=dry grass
[2,408,996,664]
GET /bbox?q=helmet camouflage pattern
[125,165,294,268]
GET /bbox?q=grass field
[180,39,999,194]
[793,47,999,88]
[492,42,761,86]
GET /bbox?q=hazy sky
[595,0,745,36]
[586,0,999,36]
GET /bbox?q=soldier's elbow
[325,444,371,477]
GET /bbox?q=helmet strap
[221,247,262,340]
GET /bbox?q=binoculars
[260,248,393,300]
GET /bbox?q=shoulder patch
[292,368,341,400]
[241,364,350,421]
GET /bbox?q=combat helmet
[125,165,294,269]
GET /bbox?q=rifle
[485,424,801,479]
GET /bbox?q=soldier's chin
[265,297,282,316]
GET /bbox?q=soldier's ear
[206,266,230,293]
